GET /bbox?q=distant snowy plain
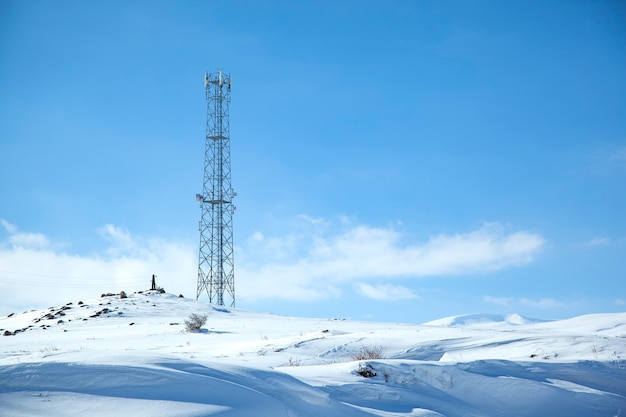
[1,291,624,416]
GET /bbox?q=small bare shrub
[286,356,302,367]
[352,345,386,361]
[185,313,208,332]
[356,364,377,378]
[40,345,59,353]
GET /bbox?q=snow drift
[1,291,624,416]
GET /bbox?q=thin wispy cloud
[238,218,544,301]
[1,219,50,249]
[482,295,565,309]
[355,283,419,301]
[0,219,18,234]
[519,298,564,309]
[1,217,545,313]
[482,295,511,307]
[591,143,626,175]
[587,237,611,247]
[586,236,626,248]
[609,145,626,165]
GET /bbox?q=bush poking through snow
[286,357,302,367]
[352,345,386,361]
[185,313,208,333]
[356,363,377,378]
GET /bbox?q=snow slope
[1,291,624,416]
[423,313,547,327]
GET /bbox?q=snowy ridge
[1,291,625,416]
[423,313,547,327]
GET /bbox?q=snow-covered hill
[1,291,625,416]
[423,313,547,327]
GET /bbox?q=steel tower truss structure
[196,69,235,307]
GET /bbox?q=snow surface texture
[1,291,625,416]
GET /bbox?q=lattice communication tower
[196,69,236,307]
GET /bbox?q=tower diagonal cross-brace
[196,69,236,307]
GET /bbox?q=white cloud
[1,219,18,234]
[0,218,50,249]
[8,232,50,249]
[296,214,328,226]
[586,236,626,248]
[0,217,545,313]
[356,283,418,301]
[99,224,135,246]
[588,237,611,247]
[249,231,264,242]
[237,219,544,302]
[0,222,196,314]
[519,298,564,309]
[483,295,564,309]
[482,295,512,307]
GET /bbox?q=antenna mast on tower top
[196,69,236,307]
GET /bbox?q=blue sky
[1,0,625,322]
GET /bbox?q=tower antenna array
[196,69,236,307]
